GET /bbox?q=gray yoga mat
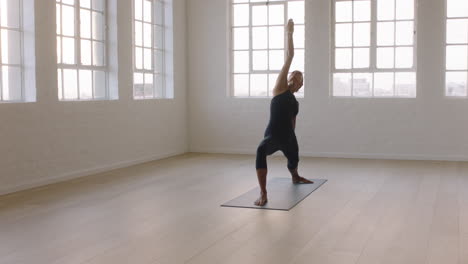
[221,178,327,211]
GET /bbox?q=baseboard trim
[190,147,468,162]
[0,150,187,196]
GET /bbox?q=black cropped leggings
[256,135,299,170]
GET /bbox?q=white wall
[0,0,188,195]
[188,0,468,161]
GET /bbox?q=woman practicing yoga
[255,19,313,206]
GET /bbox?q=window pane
[2,66,22,101]
[63,69,78,100]
[79,69,93,99]
[62,37,75,64]
[58,69,63,100]
[81,39,92,65]
[447,0,468,18]
[395,72,416,97]
[294,25,305,49]
[94,70,106,99]
[377,0,395,21]
[269,73,279,95]
[446,71,467,96]
[134,72,144,98]
[353,73,373,97]
[250,74,268,96]
[353,48,369,68]
[154,25,164,49]
[81,0,91,8]
[0,0,20,28]
[62,5,75,36]
[234,51,249,73]
[377,47,395,68]
[135,47,143,69]
[144,73,154,98]
[336,48,352,69]
[336,1,352,23]
[233,28,249,50]
[290,49,304,72]
[396,21,414,45]
[447,19,468,44]
[143,48,152,69]
[57,37,62,63]
[333,73,352,96]
[135,21,143,46]
[93,41,105,66]
[1,0,20,28]
[252,5,268,26]
[252,27,268,49]
[353,23,370,46]
[374,72,394,96]
[396,0,414,20]
[134,0,143,20]
[154,1,164,25]
[56,4,62,34]
[354,0,371,22]
[268,5,284,25]
[335,23,352,47]
[92,11,104,41]
[446,45,468,70]
[395,47,413,68]
[253,50,268,70]
[1,29,21,65]
[288,1,304,24]
[154,50,164,74]
[80,9,91,39]
[143,0,152,23]
[233,4,249,26]
[234,74,249,96]
[377,22,395,46]
[269,50,284,70]
[92,0,104,12]
[269,26,284,49]
[143,22,152,48]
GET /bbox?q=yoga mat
[221,178,327,211]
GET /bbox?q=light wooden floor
[1,153,467,264]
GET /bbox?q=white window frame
[444,0,468,97]
[229,0,305,98]
[56,0,110,101]
[331,0,418,98]
[132,0,167,100]
[0,0,24,102]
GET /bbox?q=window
[56,0,109,101]
[332,0,417,98]
[230,0,305,97]
[445,0,468,97]
[133,0,167,99]
[1,0,23,102]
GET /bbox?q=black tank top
[264,90,299,139]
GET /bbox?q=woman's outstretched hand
[287,19,294,34]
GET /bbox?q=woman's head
[288,71,303,93]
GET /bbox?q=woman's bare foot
[292,176,314,184]
[254,192,268,206]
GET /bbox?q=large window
[332,0,417,98]
[446,0,468,97]
[0,0,23,102]
[133,0,167,99]
[56,0,108,101]
[230,0,305,97]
